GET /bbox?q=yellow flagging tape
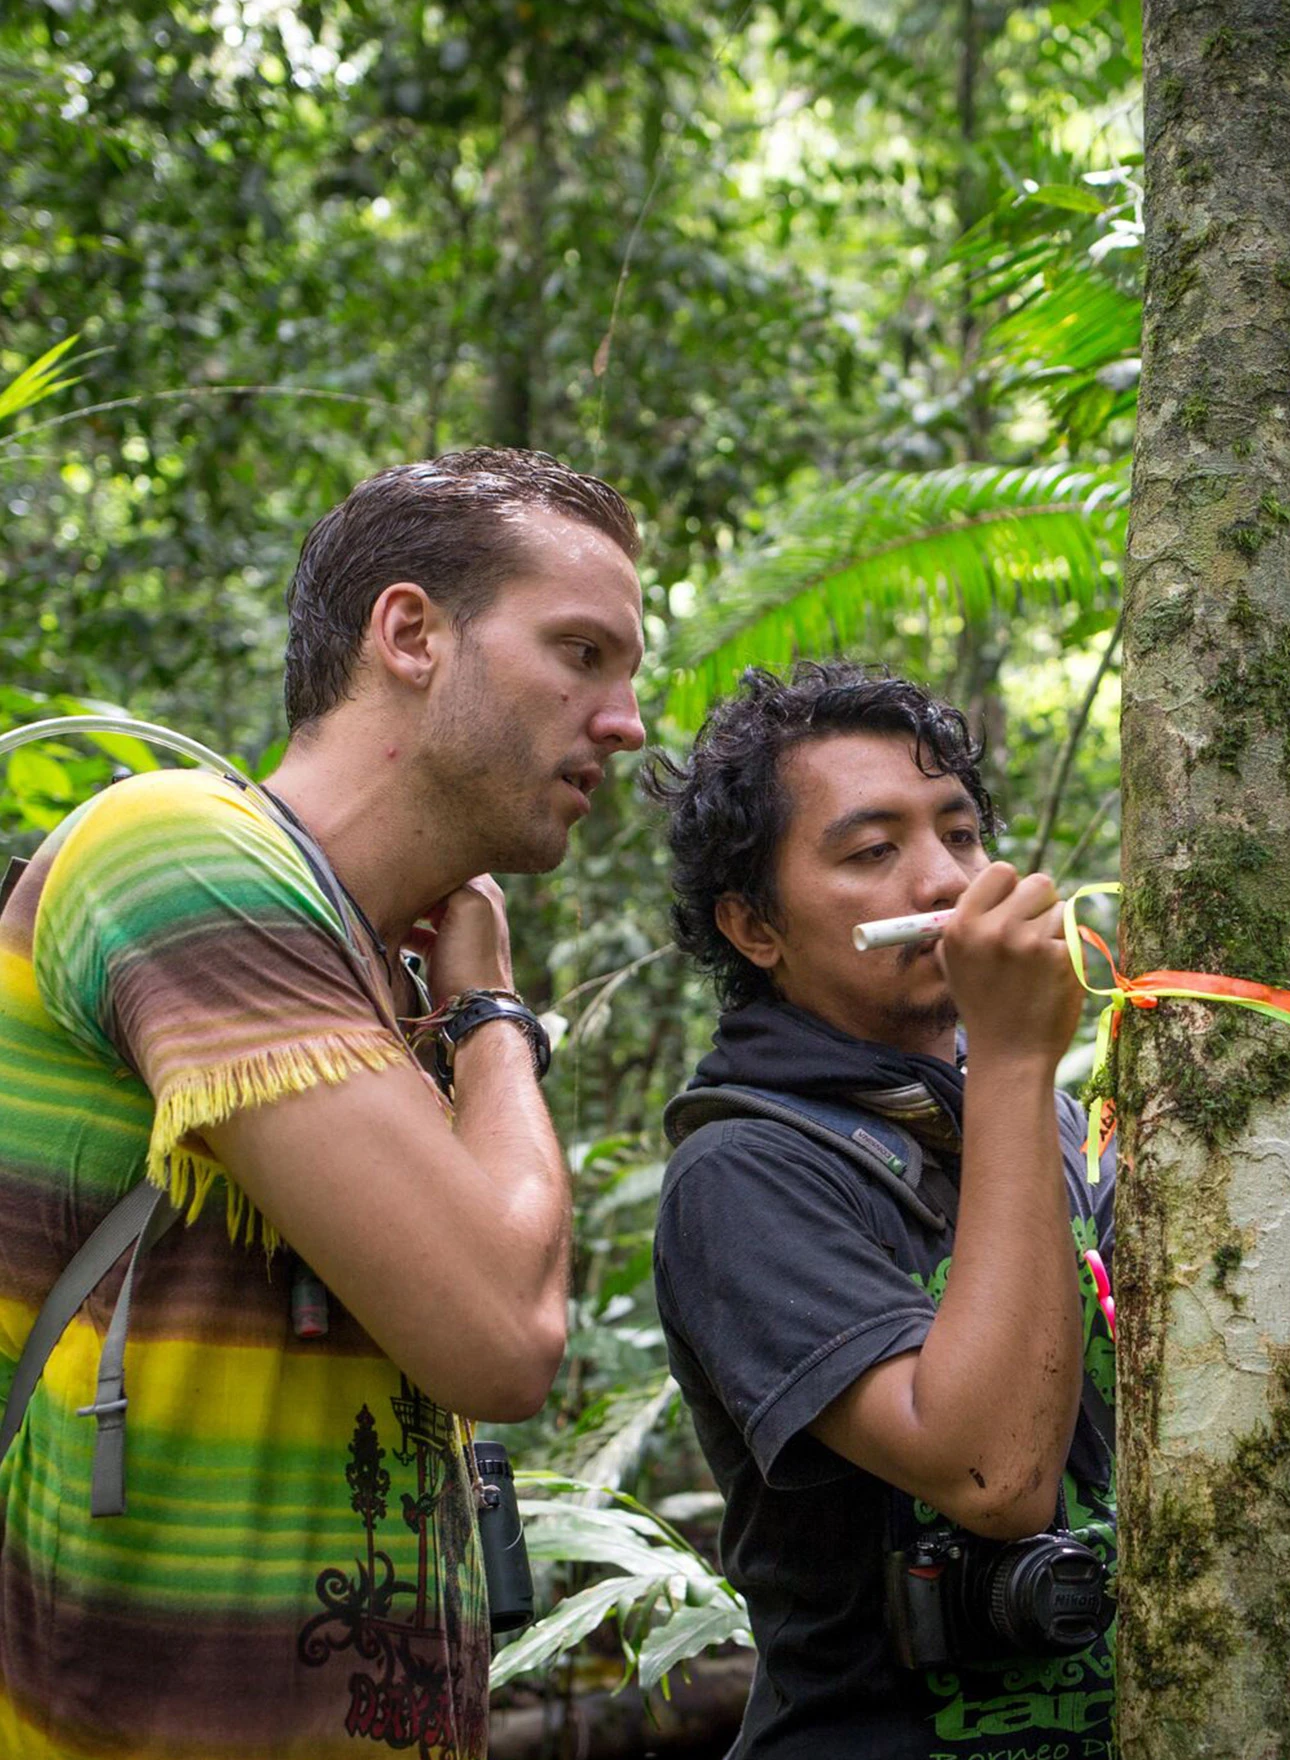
[1062,882,1290,1182]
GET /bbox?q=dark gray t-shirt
[653,1091,1117,1760]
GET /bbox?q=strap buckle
[77,1396,128,1420]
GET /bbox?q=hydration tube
[0,714,239,774]
[0,714,400,1038]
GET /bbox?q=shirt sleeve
[655,1116,935,1489]
[32,770,414,1245]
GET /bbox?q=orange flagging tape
[1063,884,1290,1182]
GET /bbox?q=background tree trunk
[488,33,552,450]
[1118,3,1290,1754]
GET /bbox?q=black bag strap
[229,778,401,1029]
[665,1083,957,1232]
[0,855,29,916]
[78,1183,183,1515]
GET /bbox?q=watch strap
[431,992,551,1092]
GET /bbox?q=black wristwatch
[430,990,552,1095]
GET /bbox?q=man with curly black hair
[645,661,1116,1760]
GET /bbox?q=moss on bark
[1119,0,1290,1751]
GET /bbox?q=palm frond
[988,260,1141,446]
[663,463,1129,727]
[952,165,1142,443]
[0,337,82,426]
[992,267,1140,381]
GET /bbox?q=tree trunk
[952,0,1009,790]
[488,39,553,451]
[1118,3,1290,1755]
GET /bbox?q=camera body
[885,1525,1113,1670]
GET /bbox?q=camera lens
[984,1536,1111,1654]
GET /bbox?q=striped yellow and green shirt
[0,771,490,1759]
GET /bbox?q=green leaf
[1118,0,1142,66]
[1022,184,1107,214]
[50,698,165,773]
[1061,607,1122,648]
[990,272,1140,379]
[252,736,287,780]
[520,1506,680,1577]
[0,337,81,425]
[589,1159,667,1219]
[51,701,229,775]
[492,1475,741,1694]
[1050,0,1111,22]
[0,686,55,720]
[80,730,163,772]
[517,1497,659,1535]
[637,1596,754,1695]
[488,1573,661,1690]
[575,1377,680,1499]
[7,747,76,803]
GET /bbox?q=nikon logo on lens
[1054,1587,1103,1614]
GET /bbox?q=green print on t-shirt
[906,1222,1117,1759]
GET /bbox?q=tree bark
[1118,3,1290,1755]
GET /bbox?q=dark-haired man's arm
[810,863,1085,1539]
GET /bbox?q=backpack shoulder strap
[664,1084,955,1232]
[0,1181,179,1494]
[0,786,368,1510]
[0,855,28,915]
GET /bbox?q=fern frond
[992,267,1140,381]
[663,462,1129,726]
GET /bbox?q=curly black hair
[641,661,997,1009]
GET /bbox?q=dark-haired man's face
[418,507,646,872]
[737,732,989,1059]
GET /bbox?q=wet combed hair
[641,661,997,1009]
[284,447,641,732]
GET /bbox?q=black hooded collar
[687,997,966,1153]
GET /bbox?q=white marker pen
[851,908,955,952]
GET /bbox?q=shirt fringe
[146,1030,411,1249]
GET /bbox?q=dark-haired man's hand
[937,860,1082,1072]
